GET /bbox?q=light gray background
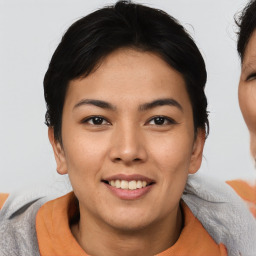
[1,0,255,192]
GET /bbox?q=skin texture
[49,49,205,256]
[239,30,256,160]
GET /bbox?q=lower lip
[103,183,154,200]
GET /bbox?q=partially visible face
[239,30,256,160]
[49,49,204,233]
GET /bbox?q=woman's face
[49,49,205,233]
[239,30,256,160]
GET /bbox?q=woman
[0,1,255,255]
[227,0,256,218]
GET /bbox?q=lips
[102,174,155,200]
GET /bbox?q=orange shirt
[227,179,256,218]
[0,193,8,210]
[36,192,227,256]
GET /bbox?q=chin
[105,209,156,232]
[109,219,152,233]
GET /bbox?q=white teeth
[108,180,149,190]
[121,180,129,189]
[137,180,142,188]
[115,180,121,188]
[128,180,137,190]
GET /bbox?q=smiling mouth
[102,180,155,190]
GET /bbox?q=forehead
[65,49,190,108]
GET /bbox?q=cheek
[239,84,256,134]
[62,129,110,180]
[150,133,191,211]
[62,130,111,204]
[149,131,193,175]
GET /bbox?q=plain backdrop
[1,0,255,192]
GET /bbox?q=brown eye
[148,116,177,125]
[153,117,166,125]
[83,116,110,125]
[246,73,256,81]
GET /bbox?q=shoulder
[180,202,227,255]
[227,179,256,217]
[157,201,227,256]
[0,185,69,218]
[182,174,256,256]
[0,186,68,256]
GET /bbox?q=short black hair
[236,0,256,60]
[44,0,208,143]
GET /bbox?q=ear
[188,128,205,174]
[48,127,68,175]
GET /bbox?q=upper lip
[102,174,155,184]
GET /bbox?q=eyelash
[246,73,256,81]
[146,116,178,126]
[81,115,177,126]
[81,116,111,126]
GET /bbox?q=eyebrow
[73,99,116,111]
[139,98,183,112]
[73,98,183,112]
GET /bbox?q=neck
[71,205,183,256]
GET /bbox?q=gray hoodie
[0,174,255,256]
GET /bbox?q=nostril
[113,157,122,163]
[113,157,142,163]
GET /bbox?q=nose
[109,124,148,165]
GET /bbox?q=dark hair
[236,0,256,60]
[44,0,208,143]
